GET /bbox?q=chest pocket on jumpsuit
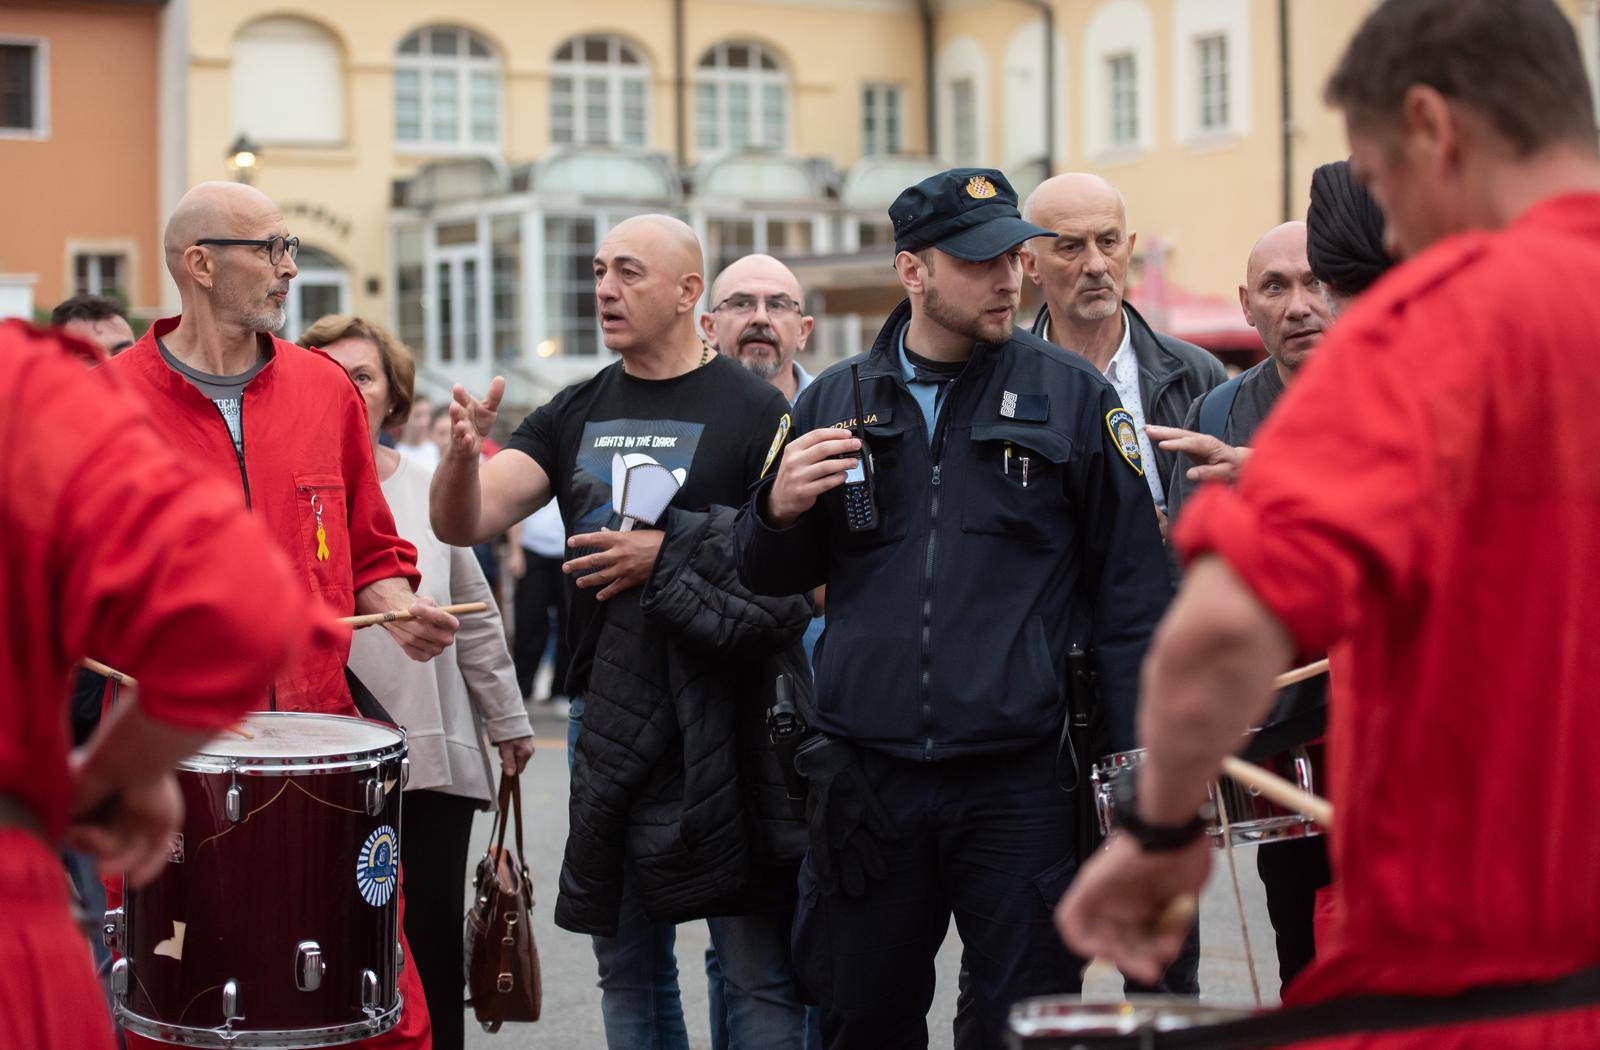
[292,471,353,602]
[961,422,1074,547]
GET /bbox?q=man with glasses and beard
[736,168,1173,1049]
[702,254,817,405]
[101,181,455,1050]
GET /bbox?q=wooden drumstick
[1153,892,1199,935]
[81,657,136,688]
[338,601,488,629]
[1273,657,1329,689]
[1220,755,1334,826]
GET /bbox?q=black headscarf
[1306,160,1391,296]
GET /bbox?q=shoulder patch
[760,413,791,479]
[1105,408,1143,477]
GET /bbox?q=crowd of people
[6,1,1600,1048]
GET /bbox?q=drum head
[187,712,404,770]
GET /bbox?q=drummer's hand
[564,528,664,602]
[497,736,534,776]
[64,771,185,888]
[1053,832,1211,985]
[384,595,460,662]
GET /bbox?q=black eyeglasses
[193,235,300,265]
[711,293,803,317]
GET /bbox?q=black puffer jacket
[554,505,812,937]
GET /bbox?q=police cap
[890,168,1056,261]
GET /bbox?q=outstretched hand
[448,376,506,459]
[564,528,665,601]
[1145,424,1252,485]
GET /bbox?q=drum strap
[1214,786,1263,1007]
[1153,965,1600,1049]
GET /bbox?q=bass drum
[109,712,408,1047]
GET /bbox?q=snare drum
[1007,996,1256,1048]
[1091,742,1324,847]
[108,712,408,1047]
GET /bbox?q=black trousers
[400,789,480,1050]
[512,548,568,699]
[792,742,1093,1050]
[1255,834,1332,991]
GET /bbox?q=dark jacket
[737,299,1171,759]
[1031,301,1227,492]
[554,506,812,938]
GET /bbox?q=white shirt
[1104,309,1166,507]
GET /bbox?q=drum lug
[221,978,242,1022]
[399,757,410,791]
[110,957,128,997]
[365,777,385,817]
[295,940,325,992]
[360,968,381,1010]
[226,782,244,823]
[102,905,124,952]
[395,940,405,973]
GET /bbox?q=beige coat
[347,453,531,804]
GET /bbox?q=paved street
[464,703,1280,1049]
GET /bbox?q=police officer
[735,168,1173,1049]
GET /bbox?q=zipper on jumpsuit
[210,396,274,710]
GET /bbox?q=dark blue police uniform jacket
[736,299,1172,760]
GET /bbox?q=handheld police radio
[841,363,880,532]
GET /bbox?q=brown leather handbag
[465,772,542,1031]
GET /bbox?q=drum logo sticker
[1105,408,1143,477]
[356,825,399,907]
[760,413,791,479]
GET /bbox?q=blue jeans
[569,701,689,1050]
[703,911,817,1050]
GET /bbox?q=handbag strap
[509,773,530,875]
[490,772,514,858]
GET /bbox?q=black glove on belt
[793,735,896,898]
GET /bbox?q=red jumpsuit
[1177,194,1600,1047]
[0,322,325,1050]
[102,318,433,1048]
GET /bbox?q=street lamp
[226,134,261,184]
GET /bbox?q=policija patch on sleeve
[760,413,792,479]
[1105,408,1143,477]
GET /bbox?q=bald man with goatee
[102,181,449,1048]
[1022,174,1226,516]
[432,214,813,1050]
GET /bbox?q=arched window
[551,35,650,148]
[280,245,349,340]
[694,41,789,152]
[1084,0,1156,157]
[394,25,500,150]
[233,17,344,145]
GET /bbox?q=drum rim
[115,996,402,1048]
[182,712,407,772]
[1007,995,1257,1035]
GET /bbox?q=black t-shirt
[507,354,791,696]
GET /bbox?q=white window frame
[694,41,790,154]
[1084,0,1156,158]
[1172,0,1251,144]
[937,36,989,166]
[550,35,652,148]
[394,26,502,155]
[1196,35,1228,133]
[861,82,903,157]
[1107,53,1138,150]
[0,36,48,141]
[68,248,129,299]
[282,247,350,341]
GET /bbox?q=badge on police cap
[1105,408,1143,476]
[966,175,997,200]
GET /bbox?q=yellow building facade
[173,0,1600,405]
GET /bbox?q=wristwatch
[1110,767,1210,852]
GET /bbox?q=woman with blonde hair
[300,315,534,1050]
